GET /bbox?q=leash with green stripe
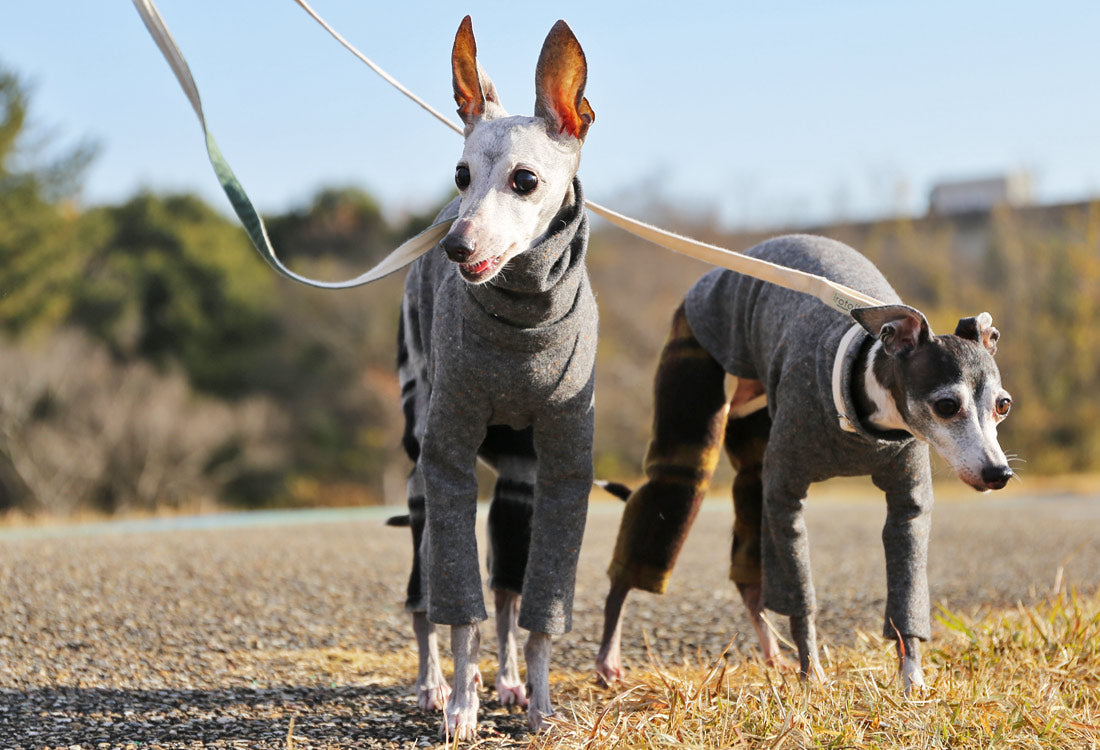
[132,0,883,311]
[132,0,450,289]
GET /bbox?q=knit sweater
[401,179,596,636]
[684,234,934,640]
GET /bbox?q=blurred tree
[0,66,96,335]
[73,192,282,396]
[265,186,389,263]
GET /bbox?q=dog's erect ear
[452,16,504,130]
[851,304,932,357]
[955,312,999,356]
[534,20,594,141]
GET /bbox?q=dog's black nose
[442,234,473,263]
[981,465,1013,490]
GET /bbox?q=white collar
[832,323,865,434]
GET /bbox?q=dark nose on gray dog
[442,234,473,262]
[981,465,1013,490]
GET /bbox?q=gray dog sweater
[684,234,934,640]
[401,179,596,635]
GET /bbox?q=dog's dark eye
[511,169,538,195]
[933,398,960,418]
[455,165,471,190]
[995,396,1012,417]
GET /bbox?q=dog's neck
[851,337,910,434]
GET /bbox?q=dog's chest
[407,185,596,428]
[427,271,597,428]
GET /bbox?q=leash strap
[132,0,450,289]
[133,0,885,312]
[583,200,883,313]
[286,0,885,314]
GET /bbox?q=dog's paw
[526,703,556,734]
[417,681,451,711]
[495,675,529,708]
[595,649,624,686]
[901,657,926,696]
[797,659,827,686]
[441,702,479,741]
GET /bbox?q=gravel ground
[1,486,1097,748]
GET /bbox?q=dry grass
[534,591,1100,749]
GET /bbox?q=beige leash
[134,0,885,312]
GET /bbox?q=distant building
[928,172,1034,215]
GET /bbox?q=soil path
[1,488,1097,747]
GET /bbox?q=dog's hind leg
[397,309,452,711]
[598,304,729,684]
[492,590,527,708]
[724,405,782,665]
[482,425,537,708]
[412,609,450,711]
[594,579,630,686]
[405,483,452,710]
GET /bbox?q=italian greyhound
[595,234,1013,694]
[396,16,595,739]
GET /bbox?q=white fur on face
[907,379,1011,491]
[449,115,581,284]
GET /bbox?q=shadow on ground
[1,683,535,748]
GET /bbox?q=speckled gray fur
[402,179,595,636]
[684,234,933,640]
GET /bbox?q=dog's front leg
[444,623,481,740]
[519,396,595,732]
[421,392,491,737]
[760,466,822,680]
[524,632,553,732]
[494,590,528,707]
[789,614,825,682]
[898,635,924,693]
[874,462,934,695]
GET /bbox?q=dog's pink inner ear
[452,16,484,119]
[983,326,1000,355]
[853,304,930,356]
[877,309,929,356]
[535,20,594,139]
[954,313,999,355]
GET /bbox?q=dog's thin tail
[385,478,631,528]
[595,479,632,501]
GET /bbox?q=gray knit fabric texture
[684,234,934,641]
[401,179,596,636]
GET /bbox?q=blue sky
[3,1,1097,228]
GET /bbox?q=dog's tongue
[464,257,497,276]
